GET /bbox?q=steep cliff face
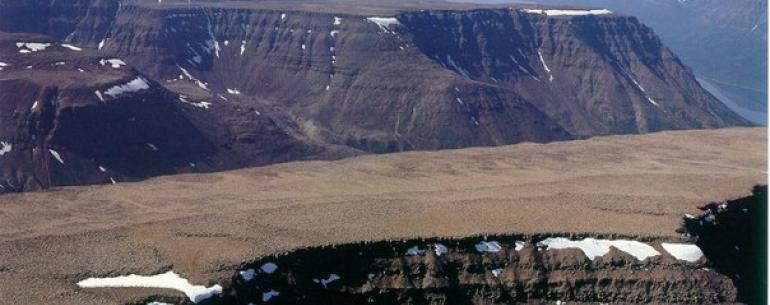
[215,235,737,305]
[400,9,747,136]
[0,0,752,190]
[0,32,318,190]
[524,0,768,121]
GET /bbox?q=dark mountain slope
[504,0,767,124]
[0,32,326,190]
[0,0,753,191]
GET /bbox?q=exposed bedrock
[212,234,735,305]
[680,185,768,305]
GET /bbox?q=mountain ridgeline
[0,0,751,191]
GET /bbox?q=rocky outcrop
[680,185,768,305]
[213,235,737,305]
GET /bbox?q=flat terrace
[127,0,613,16]
[0,127,765,305]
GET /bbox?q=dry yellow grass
[0,127,765,305]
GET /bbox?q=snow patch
[95,91,105,102]
[98,39,107,50]
[537,238,660,261]
[366,17,401,33]
[99,58,126,68]
[0,142,12,156]
[334,17,342,25]
[147,143,158,151]
[179,95,211,109]
[523,9,612,16]
[537,51,554,82]
[406,246,425,256]
[104,77,150,98]
[515,241,526,251]
[661,243,704,262]
[61,44,82,51]
[49,149,64,164]
[491,268,503,278]
[240,41,247,56]
[434,243,448,256]
[16,42,51,53]
[260,262,278,274]
[240,268,256,281]
[629,77,659,106]
[313,274,340,288]
[262,290,279,302]
[226,88,241,95]
[475,241,503,253]
[178,66,209,90]
[76,271,223,303]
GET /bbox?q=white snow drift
[61,44,83,51]
[366,17,401,33]
[104,77,151,98]
[99,58,126,68]
[475,241,503,253]
[0,142,11,156]
[16,42,52,53]
[523,9,612,16]
[76,271,223,303]
[661,243,704,262]
[537,237,661,261]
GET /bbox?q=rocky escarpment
[206,235,735,305]
[192,186,767,305]
[0,0,752,190]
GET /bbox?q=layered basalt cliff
[210,235,735,305]
[0,0,752,190]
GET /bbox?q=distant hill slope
[0,0,752,191]
[497,0,767,124]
